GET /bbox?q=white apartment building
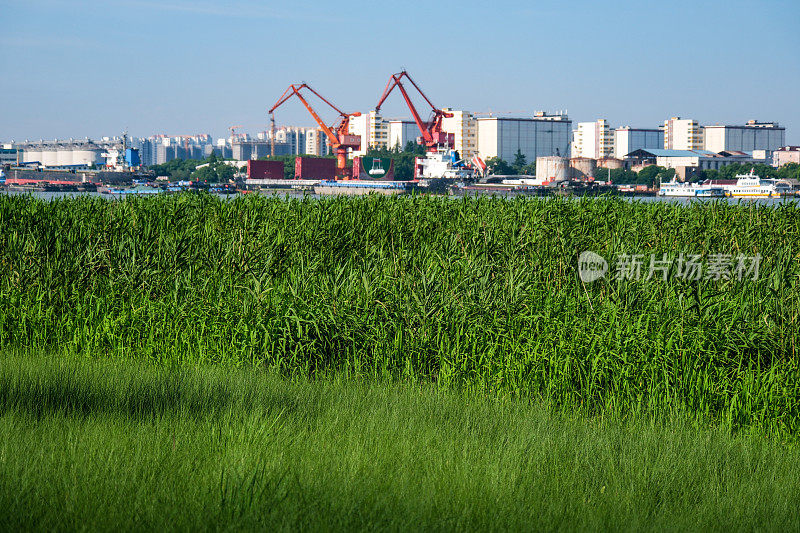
[703,120,785,153]
[348,111,388,156]
[441,109,478,160]
[663,117,704,150]
[614,127,664,159]
[476,113,572,163]
[304,128,330,156]
[571,119,614,159]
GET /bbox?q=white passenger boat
[720,170,791,198]
[658,179,724,197]
[694,186,726,198]
[658,180,701,197]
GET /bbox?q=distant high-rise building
[572,119,614,159]
[663,117,703,150]
[703,120,785,153]
[156,144,175,165]
[614,127,664,159]
[141,134,214,165]
[305,128,330,156]
[0,146,20,166]
[232,141,277,161]
[274,127,308,155]
[139,138,156,166]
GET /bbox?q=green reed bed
[0,194,798,435]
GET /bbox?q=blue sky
[1,0,798,143]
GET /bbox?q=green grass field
[1,353,799,531]
[1,194,799,529]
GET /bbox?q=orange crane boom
[268,83,360,178]
[374,70,453,151]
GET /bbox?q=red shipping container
[247,160,284,180]
[294,157,336,179]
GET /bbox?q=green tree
[606,168,637,184]
[512,150,527,174]
[216,164,235,182]
[485,157,513,175]
[636,165,661,187]
[777,162,800,181]
[191,165,217,182]
[697,169,719,182]
[404,141,425,156]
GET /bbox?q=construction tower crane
[374,70,454,151]
[268,83,361,179]
[228,125,244,143]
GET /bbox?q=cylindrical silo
[73,147,94,166]
[596,158,624,170]
[57,147,74,166]
[536,156,568,184]
[41,147,59,167]
[569,157,597,180]
[23,147,42,164]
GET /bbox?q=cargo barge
[314,180,415,196]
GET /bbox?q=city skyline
[0,0,797,144]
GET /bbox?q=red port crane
[268,84,361,179]
[374,70,454,151]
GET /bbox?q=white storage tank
[57,147,74,166]
[23,148,42,164]
[41,148,59,167]
[73,146,103,166]
[535,156,568,184]
[570,157,597,180]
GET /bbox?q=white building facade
[703,121,785,153]
[304,128,330,156]
[572,119,614,159]
[614,127,664,159]
[773,146,800,167]
[441,109,478,160]
[348,111,389,156]
[664,117,704,150]
[476,113,572,163]
[387,120,420,151]
[275,127,308,155]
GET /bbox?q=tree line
[148,153,237,182]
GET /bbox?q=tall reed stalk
[0,194,797,434]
